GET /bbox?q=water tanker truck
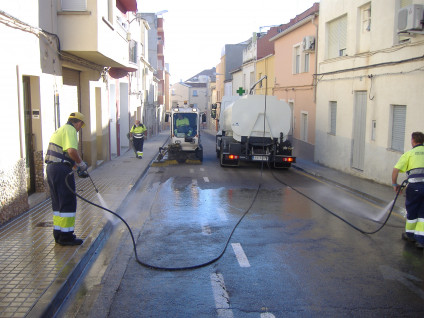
[214,94,295,168]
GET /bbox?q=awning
[108,66,137,79]
[116,0,137,13]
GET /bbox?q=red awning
[108,66,137,79]
[117,0,137,13]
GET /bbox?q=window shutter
[328,15,347,58]
[391,105,406,152]
[330,101,337,135]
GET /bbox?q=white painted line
[261,313,276,318]
[192,179,198,186]
[190,168,195,173]
[200,168,205,171]
[210,273,234,318]
[203,176,210,183]
[231,243,250,268]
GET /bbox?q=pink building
[270,3,319,160]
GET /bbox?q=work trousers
[133,136,145,157]
[46,163,77,241]
[405,182,424,244]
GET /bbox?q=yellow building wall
[255,55,275,96]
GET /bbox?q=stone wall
[0,159,29,225]
[34,151,47,193]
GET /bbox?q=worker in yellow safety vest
[392,131,424,249]
[45,112,88,246]
[130,120,147,159]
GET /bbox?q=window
[361,4,371,33]
[327,15,347,58]
[192,90,198,97]
[301,112,308,142]
[391,105,406,152]
[329,101,337,135]
[294,46,301,74]
[304,53,310,72]
[129,40,138,64]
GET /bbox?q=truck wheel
[196,148,203,162]
[219,147,224,167]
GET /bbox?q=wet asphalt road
[59,133,424,318]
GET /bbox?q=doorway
[22,76,35,194]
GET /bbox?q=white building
[0,0,154,224]
[315,0,424,184]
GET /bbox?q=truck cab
[164,105,206,162]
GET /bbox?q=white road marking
[231,243,250,267]
[261,313,276,318]
[203,176,210,182]
[192,179,198,186]
[210,273,234,318]
[200,168,205,171]
[190,168,194,173]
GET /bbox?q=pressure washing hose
[65,171,262,271]
[270,168,407,235]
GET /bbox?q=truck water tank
[221,95,292,142]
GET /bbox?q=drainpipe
[312,13,319,103]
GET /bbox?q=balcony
[57,0,138,70]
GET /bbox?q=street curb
[291,163,406,218]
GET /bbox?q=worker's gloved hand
[77,169,89,178]
[76,161,88,172]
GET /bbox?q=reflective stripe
[53,225,74,232]
[405,218,424,234]
[133,134,144,138]
[408,177,424,183]
[137,151,143,156]
[53,211,76,231]
[53,212,76,218]
[409,168,424,175]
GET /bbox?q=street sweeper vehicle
[213,94,295,168]
[157,105,206,163]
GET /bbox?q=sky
[140,0,319,84]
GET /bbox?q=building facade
[0,0,165,225]
[270,3,319,161]
[315,0,424,184]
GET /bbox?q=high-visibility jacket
[130,124,146,138]
[45,123,78,166]
[395,144,424,182]
[45,123,79,234]
[176,117,189,127]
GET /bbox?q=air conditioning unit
[302,36,315,52]
[397,4,424,33]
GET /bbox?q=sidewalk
[0,129,406,318]
[0,131,169,318]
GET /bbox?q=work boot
[415,241,424,249]
[401,232,415,242]
[57,234,83,246]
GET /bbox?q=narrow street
[58,133,424,318]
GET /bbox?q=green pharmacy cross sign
[236,87,246,96]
